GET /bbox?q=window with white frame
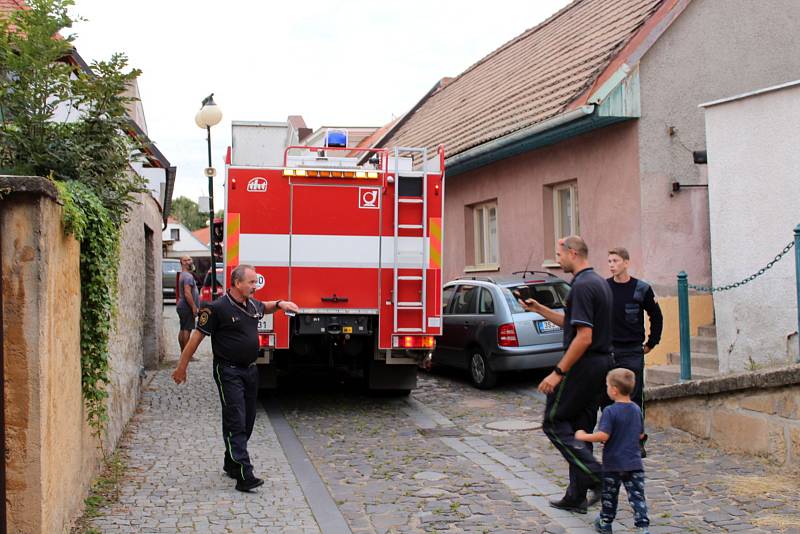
[553,182,579,241]
[473,201,498,267]
[170,228,180,241]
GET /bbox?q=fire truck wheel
[468,348,497,389]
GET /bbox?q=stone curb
[645,363,800,401]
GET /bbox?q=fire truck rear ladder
[393,147,428,334]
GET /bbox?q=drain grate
[484,419,541,431]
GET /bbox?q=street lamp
[195,93,223,296]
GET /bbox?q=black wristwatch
[553,365,566,377]
[275,299,283,310]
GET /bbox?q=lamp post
[195,94,223,296]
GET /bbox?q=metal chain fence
[688,240,795,293]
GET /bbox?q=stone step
[697,324,717,338]
[645,364,718,387]
[690,335,718,354]
[666,351,719,370]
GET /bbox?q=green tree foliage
[171,196,209,231]
[0,0,146,224]
[1,0,147,434]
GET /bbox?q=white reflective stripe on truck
[239,234,429,269]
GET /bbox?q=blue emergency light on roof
[325,129,348,148]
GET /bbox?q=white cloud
[70,0,569,203]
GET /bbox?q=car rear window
[203,270,224,287]
[504,281,570,313]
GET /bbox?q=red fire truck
[223,122,445,393]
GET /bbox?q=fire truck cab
[224,121,445,393]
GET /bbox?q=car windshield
[503,281,570,313]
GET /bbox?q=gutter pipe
[444,105,595,172]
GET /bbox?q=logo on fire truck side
[247,177,268,192]
[359,187,380,209]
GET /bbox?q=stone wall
[105,183,164,447]
[646,365,800,465]
[1,176,165,533]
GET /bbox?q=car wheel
[468,348,497,389]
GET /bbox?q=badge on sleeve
[198,308,211,327]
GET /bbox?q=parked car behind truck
[434,272,569,388]
[162,258,181,302]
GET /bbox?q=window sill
[541,260,561,269]
[464,264,500,273]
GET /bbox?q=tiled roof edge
[375,77,451,149]
[439,0,587,96]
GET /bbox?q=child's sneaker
[593,516,613,533]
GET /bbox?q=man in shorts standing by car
[177,255,200,351]
[520,236,614,514]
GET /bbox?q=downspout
[444,105,595,171]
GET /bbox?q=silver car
[433,272,569,389]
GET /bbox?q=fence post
[795,225,800,363]
[677,271,692,380]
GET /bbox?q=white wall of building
[163,221,208,257]
[702,80,800,372]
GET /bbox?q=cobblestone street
[86,309,800,533]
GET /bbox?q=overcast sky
[69,1,570,203]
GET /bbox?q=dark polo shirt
[197,292,265,366]
[563,267,613,355]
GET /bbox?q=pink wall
[442,121,643,282]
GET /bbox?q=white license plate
[258,318,270,332]
[536,320,561,334]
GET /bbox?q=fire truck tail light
[356,171,366,178]
[258,333,275,348]
[295,169,307,176]
[498,323,519,347]
[367,171,378,178]
[393,336,436,349]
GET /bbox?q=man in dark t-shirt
[172,264,299,492]
[520,236,613,514]
[606,247,663,455]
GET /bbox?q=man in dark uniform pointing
[520,236,614,514]
[172,264,299,492]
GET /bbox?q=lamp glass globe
[195,104,223,129]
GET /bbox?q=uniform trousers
[212,360,259,481]
[542,354,612,503]
[610,345,645,419]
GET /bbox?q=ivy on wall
[56,180,121,434]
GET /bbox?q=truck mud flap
[367,358,417,391]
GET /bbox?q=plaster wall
[637,0,800,293]
[703,83,800,372]
[443,121,642,283]
[2,178,165,533]
[2,186,97,534]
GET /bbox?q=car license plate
[536,320,561,334]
